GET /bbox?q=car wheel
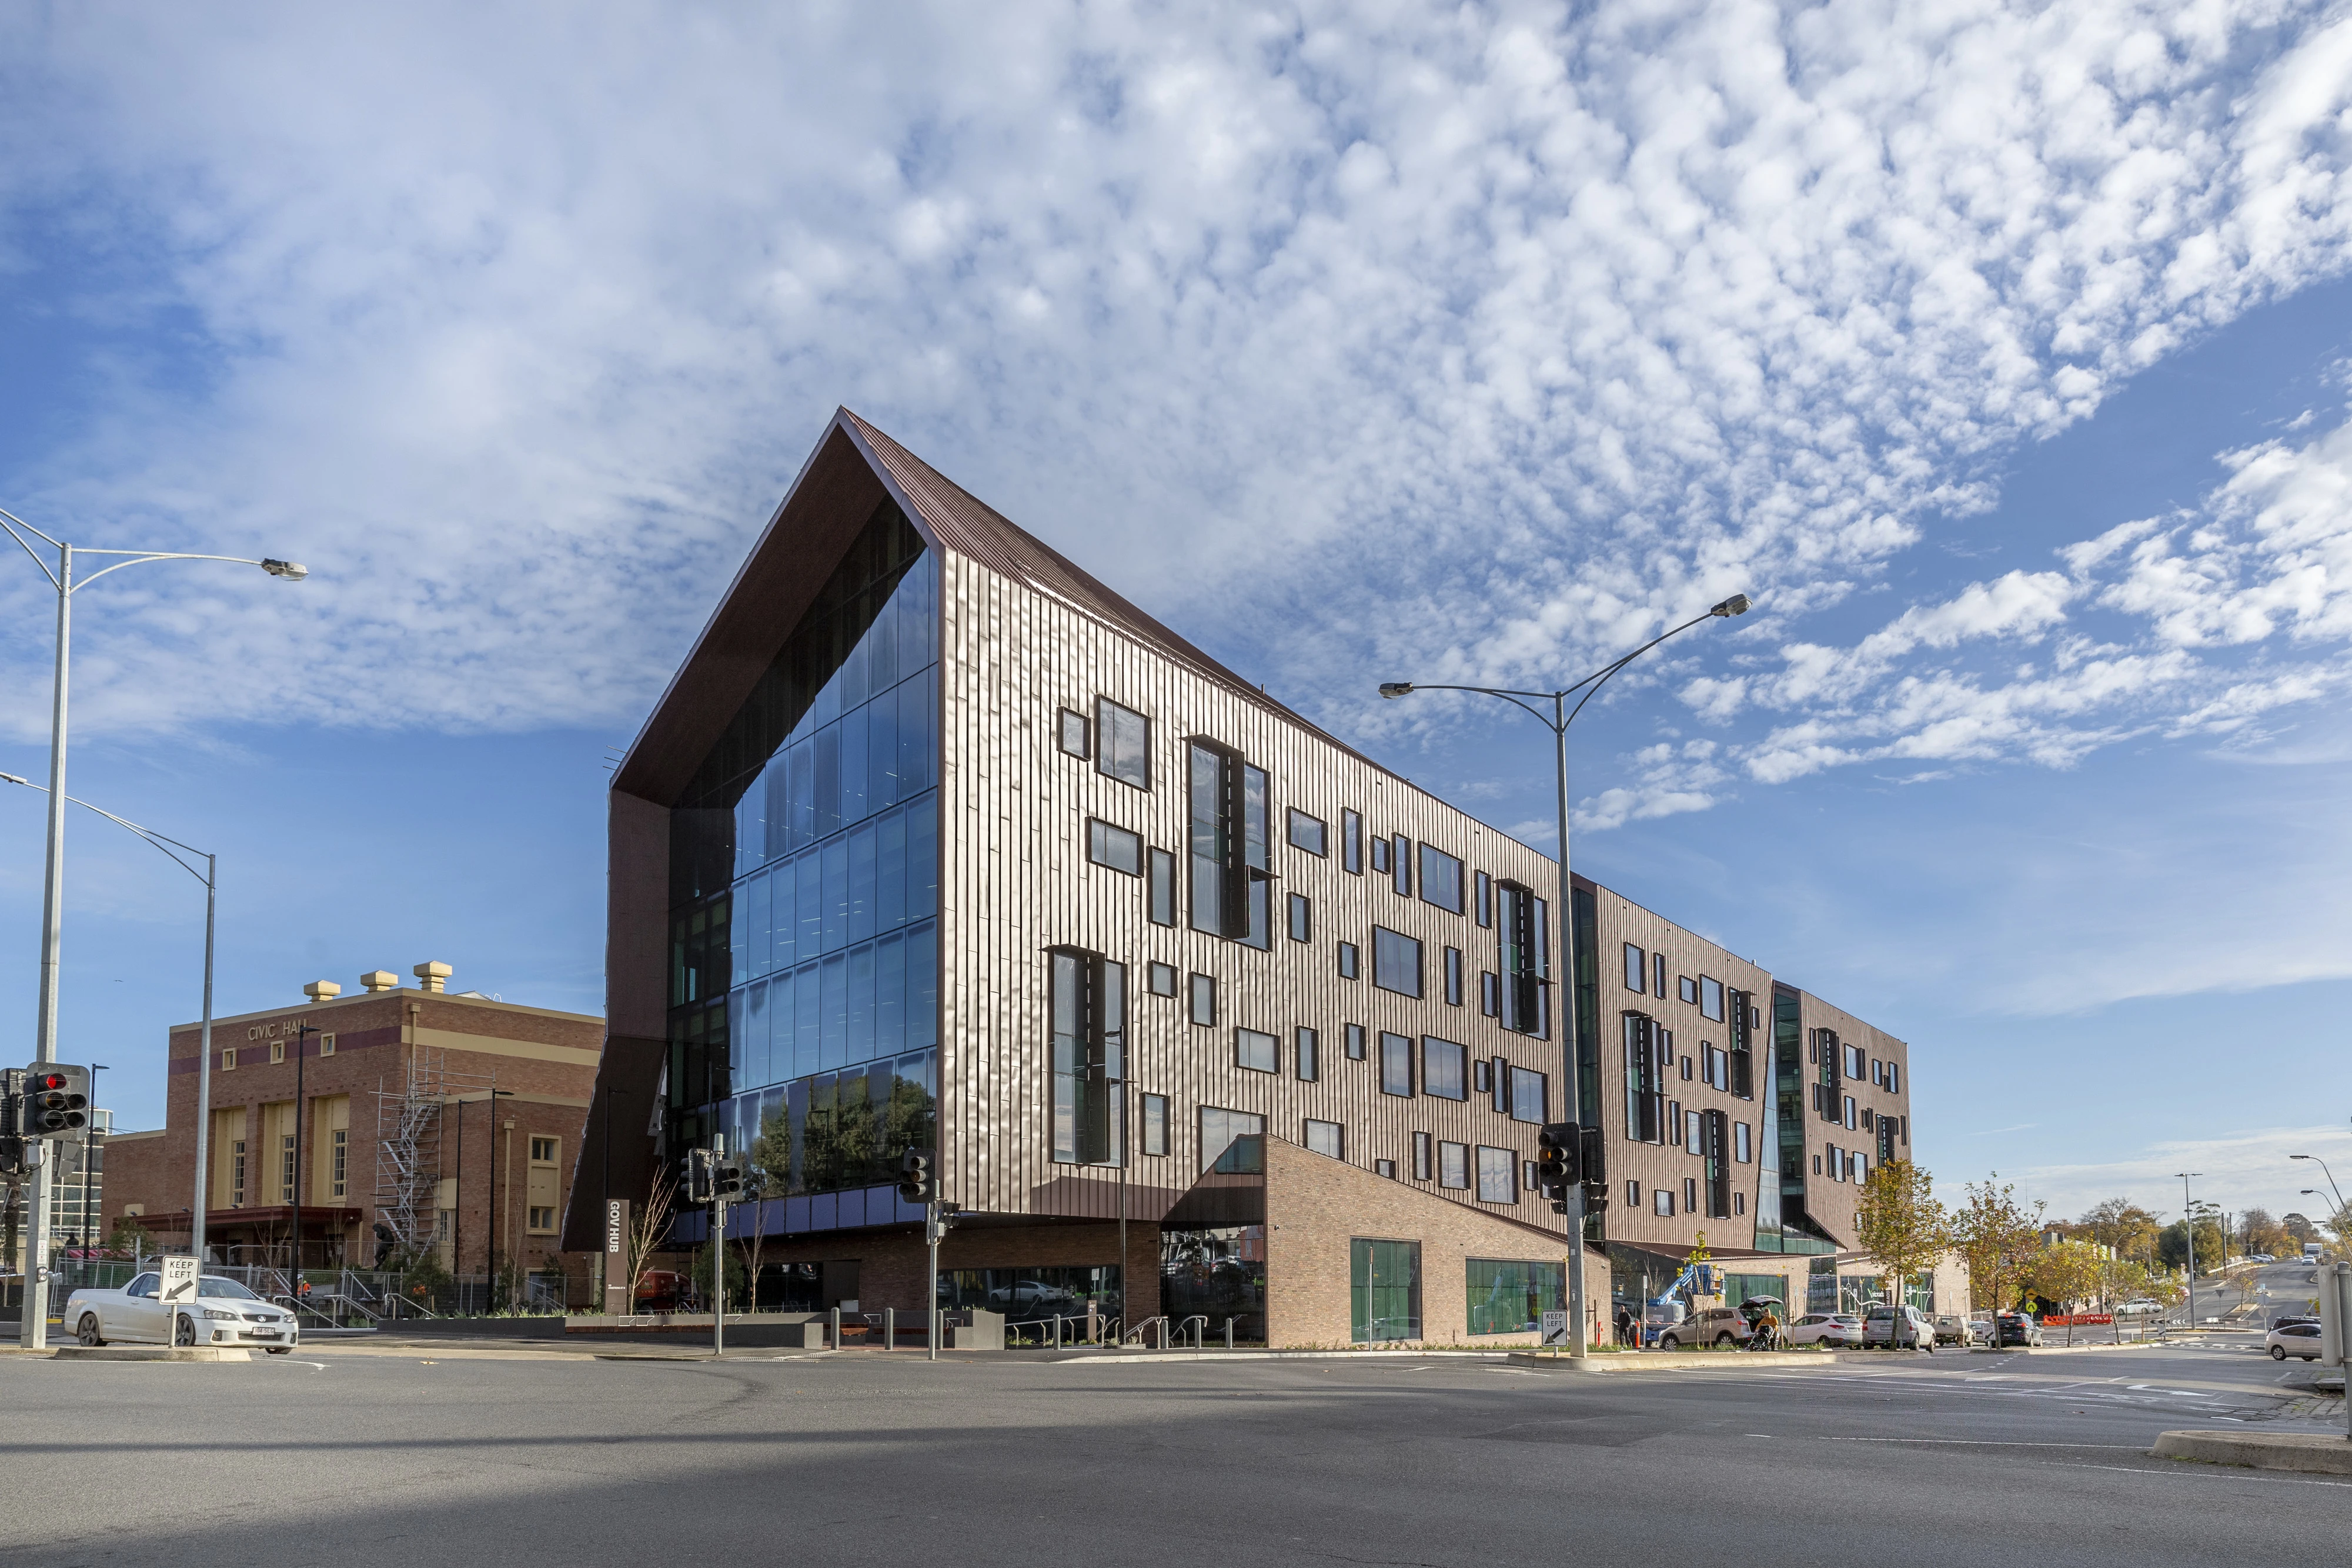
[173,1315,196,1348]
[266,1347,291,1356]
[1660,1334,1679,1350]
[1715,1332,1735,1348]
[2271,1345,2288,1359]
[2304,1356,2318,1362]
[76,1314,103,1348]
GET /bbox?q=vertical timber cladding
[1789,990,1911,1249]
[1589,887,1774,1253]
[938,550,1573,1228]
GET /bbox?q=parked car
[1657,1306,1752,1350]
[1784,1313,1863,1348]
[1932,1313,1969,1345]
[1966,1316,1996,1346]
[2267,1322,2326,1361]
[1993,1310,2042,1346]
[63,1272,299,1353]
[2116,1298,2165,1315]
[1861,1303,1937,1350]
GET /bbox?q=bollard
[829,1306,841,1349]
[883,1307,895,1351]
[1225,1318,1234,1350]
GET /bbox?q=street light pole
[0,774,222,1287]
[2177,1172,2203,1327]
[0,506,303,1350]
[1382,593,1751,1361]
[2292,1155,2346,1217]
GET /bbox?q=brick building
[107,962,602,1282]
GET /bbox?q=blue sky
[4,2,2352,1233]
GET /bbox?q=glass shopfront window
[1465,1259,1563,1335]
[938,1265,1123,1325]
[1162,1224,1267,1343]
[1351,1238,1422,1343]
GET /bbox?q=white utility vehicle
[64,1272,300,1352]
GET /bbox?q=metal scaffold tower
[372,1049,494,1265]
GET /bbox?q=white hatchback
[1785,1313,1863,1347]
[64,1272,300,1353]
[2266,1321,2326,1362]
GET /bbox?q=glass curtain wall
[664,501,941,1201]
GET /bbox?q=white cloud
[2006,1124,2352,1224]
[0,1,2347,757]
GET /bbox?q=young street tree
[2026,1239,2107,1346]
[1951,1176,2046,1316]
[1856,1160,1949,1314]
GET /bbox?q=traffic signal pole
[712,1135,725,1359]
[927,1199,940,1362]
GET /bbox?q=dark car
[1994,1310,2042,1346]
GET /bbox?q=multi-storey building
[566,410,1938,1343]
[106,962,600,1283]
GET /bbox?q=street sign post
[2318,1261,2352,1443]
[159,1256,199,1311]
[1540,1310,1570,1349]
[603,1198,631,1316]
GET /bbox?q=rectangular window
[223,1048,236,1071]
[1474,1059,1493,1096]
[1058,708,1090,757]
[1439,1141,1469,1189]
[1141,1094,1169,1156]
[270,1041,285,1065]
[1509,1066,1546,1124]
[1845,1043,1867,1081]
[1200,1106,1267,1174]
[1375,1158,1397,1179]
[1187,740,1269,946]
[1050,947,1127,1166]
[1345,1023,1366,1060]
[1626,1180,1639,1208]
[1421,1036,1468,1101]
[1287,892,1312,943]
[529,1206,556,1231]
[1843,1094,1856,1130]
[1379,1032,1414,1097]
[1623,943,1646,992]
[1653,952,1668,998]
[331,1128,348,1199]
[1337,941,1359,980]
[1872,1059,1884,1086]
[1684,1176,1699,1212]
[1475,870,1492,928]
[1372,927,1424,998]
[231,1139,246,1205]
[1700,975,1724,1022]
[1295,1027,1320,1082]
[1235,1027,1277,1074]
[320,1032,336,1057]
[1094,697,1150,788]
[1305,1119,1344,1159]
[1444,946,1464,1006]
[1287,808,1327,856]
[1523,1159,1539,1192]
[1679,975,1699,1005]
[1888,1062,1901,1095]
[1684,1106,1702,1155]
[1498,882,1549,1036]
[1369,835,1391,875]
[1190,973,1217,1027]
[1147,962,1177,997]
[1147,848,1177,926]
[280,1133,296,1203]
[1412,1131,1432,1181]
[1391,834,1412,896]
[1654,1187,1674,1216]
[1342,809,1363,875]
[1735,1121,1752,1163]
[529,1136,557,1162]
[1417,844,1464,913]
[1086,818,1142,875]
[1465,1258,1564,1336]
[1475,1146,1518,1204]
[1350,1238,1421,1344]
[1481,972,1498,1017]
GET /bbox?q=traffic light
[682,1149,713,1203]
[23,1064,90,1137]
[897,1146,936,1205]
[1578,1125,1606,1189]
[1535,1123,1579,1196]
[711,1162,746,1202]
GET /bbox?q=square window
[1372,927,1423,998]
[1200,1106,1267,1174]
[1342,809,1364,874]
[1094,697,1150,788]
[1058,708,1091,758]
[1190,974,1217,1027]
[1148,962,1177,997]
[1476,1146,1517,1204]
[1623,944,1645,992]
[1295,1027,1320,1082]
[1288,892,1312,943]
[1142,1094,1170,1156]
[530,1136,558,1162]
[1344,1023,1366,1060]
[1087,818,1142,875]
[1444,946,1464,1006]
[1412,1131,1432,1181]
[1375,1158,1397,1180]
[1369,836,1391,875]
[1148,848,1177,926]
[1475,870,1492,928]
[1379,1032,1414,1097]
[1654,1187,1674,1217]
[1421,1037,1467,1101]
[529,1206,556,1232]
[1287,809,1327,857]
[1337,941,1359,980]
[1235,1027,1277,1074]
[1679,975,1698,1005]
[1439,1141,1469,1189]
[1417,844,1464,913]
[1305,1119,1344,1159]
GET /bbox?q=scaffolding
[372,1049,495,1267]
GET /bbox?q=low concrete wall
[2154,1430,2352,1476]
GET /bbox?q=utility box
[2320,1262,2352,1367]
[948,1309,1005,1350]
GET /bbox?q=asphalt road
[4,1338,2346,1567]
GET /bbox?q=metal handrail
[1122,1314,1169,1348]
[1179,1315,1208,1349]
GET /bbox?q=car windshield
[199,1277,262,1300]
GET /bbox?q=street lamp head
[0,772,26,787]
[1709,593,1752,617]
[2292,1154,2313,1160]
[259,559,308,581]
[1378,683,1414,699]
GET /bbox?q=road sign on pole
[159,1256,199,1310]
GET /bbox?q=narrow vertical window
[1379,1032,1414,1096]
[1141,1093,1170,1156]
[1147,848,1177,927]
[1623,943,1645,992]
[1187,740,1269,947]
[1296,1027,1320,1081]
[1094,697,1150,788]
[1475,870,1492,928]
[1342,809,1363,874]
[1344,1023,1366,1060]
[1058,709,1091,758]
[1439,1141,1469,1189]
[1369,835,1391,875]
[1653,952,1667,999]
[1444,946,1464,1007]
[1050,947,1125,1166]
[1190,973,1217,1027]
[1391,834,1411,896]
[1412,1131,1432,1181]
[1337,941,1359,980]
[1498,882,1549,1037]
[1287,892,1312,944]
[1481,972,1498,1017]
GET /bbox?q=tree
[1856,1160,1949,1312]
[2025,1239,2106,1346]
[2283,1212,2318,1245]
[2156,1213,2225,1274]
[2077,1198,2160,1262]
[626,1165,676,1310]
[1951,1176,2045,1314]
[2237,1206,2287,1259]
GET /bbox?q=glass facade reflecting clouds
[664,503,940,1212]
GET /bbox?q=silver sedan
[64,1272,301,1353]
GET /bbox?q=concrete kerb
[2153,1430,2352,1477]
[49,1346,253,1363]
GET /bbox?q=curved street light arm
[0,773,213,885]
[0,508,62,587]
[1562,609,1718,729]
[1383,683,1562,731]
[69,551,280,592]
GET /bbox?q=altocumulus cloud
[0,0,2349,777]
